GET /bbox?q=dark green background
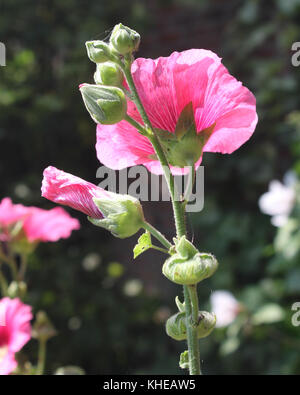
[1,0,300,374]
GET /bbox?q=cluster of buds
[80,24,140,126]
[163,237,218,343]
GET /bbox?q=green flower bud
[166,312,187,341]
[195,311,216,339]
[162,236,218,285]
[80,84,127,125]
[94,62,123,87]
[85,40,112,63]
[110,23,140,55]
[89,192,144,239]
[166,311,216,341]
[7,281,27,299]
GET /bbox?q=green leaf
[179,350,189,370]
[133,231,152,259]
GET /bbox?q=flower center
[0,345,8,363]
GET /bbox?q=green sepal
[175,296,185,313]
[154,102,215,167]
[89,194,144,239]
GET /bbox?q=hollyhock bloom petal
[23,207,80,242]
[96,49,257,174]
[0,298,32,375]
[0,197,80,243]
[0,198,29,226]
[42,166,111,219]
[210,291,240,328]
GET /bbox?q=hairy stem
[122,59,201,375]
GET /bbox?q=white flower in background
[258,171,297,227]
[210,291,240,328]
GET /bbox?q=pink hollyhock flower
[96,49,258,174]
[0,197,80,243]
[0,297,32,375]
[41,166,111,219]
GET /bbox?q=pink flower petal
[23,207,80,242]
[0,298,32,374]
[42,166,108,219]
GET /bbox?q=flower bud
[196,311,216,338]
[162,236,218,285]
[32,311,57,342]
[7,281,27,299]
[166,311,216,341]
[94,62,123,87]
[110,23,140,55]
[85,40,112,63]
[89,192,144,239]
[79,84,127,125]
[165,312,187,341]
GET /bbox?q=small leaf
[133,231,152,259]
[179,350,189,370]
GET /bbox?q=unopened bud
[94,62,123,87]
[110,23,140,56]
[166,311,216,341]
[85,41,112,63]
[80,84,127,125]
[162,236,218,285]
[165,312,187,341]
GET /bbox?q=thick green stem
[122,59,201,375]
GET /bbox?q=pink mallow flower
[41,166,144,239]
[96,49,258,174]
[0,197,80,243]
[0,297,32,375]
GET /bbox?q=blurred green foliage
[1,0,300,374]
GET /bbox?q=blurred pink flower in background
[41,166,111,219]
[0,297,32,375]
[210,290,240,328]
[0,197,80,243]
[258,172,297,227]
[96,49,258,174]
